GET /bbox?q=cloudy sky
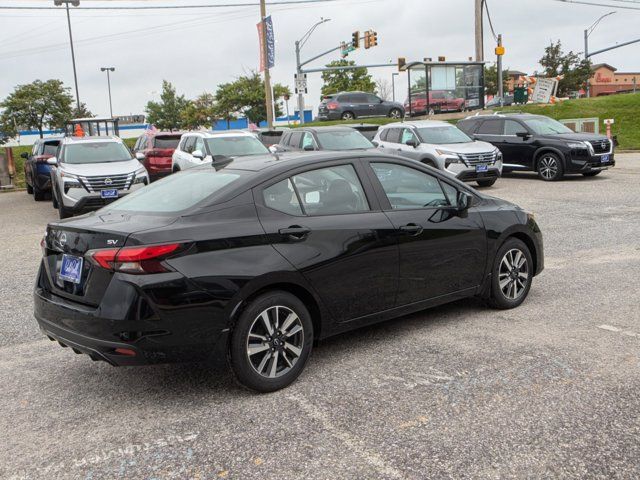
[1,0,638,118]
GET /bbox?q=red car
[132,132,183,181]
[404,90,466,116]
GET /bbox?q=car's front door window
[301,132,316,150]
[371,162,449,209]
[400,129,418,146]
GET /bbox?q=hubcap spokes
[540,157,557,179]
[247,306,304,378]
[498,249,529,300]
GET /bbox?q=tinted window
[523,117,573,135]
[102,169,242,214]
[371,163,449,209]
[153,136,181,149]
[183,136,196,153]
[292,165,369,215]
[205,136,269,157]
[432,91,445,99]
[477,120,504,135]
[263,179,303,215]
[63,142,132,164]
[289,132,303,148]
[416,126,472,144]
[351,94,368,103]
[336,94,350,103]
[385,128,403,144]
[378,129,389,141]
[504,120,529,136]
[301,132,317,150]
[365,94,381,103]
[316,130,373,150]
[42,141,59,156]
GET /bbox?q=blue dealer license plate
[601,154,610,163]
[101,189,118,199]
[476,164,488,173]
[59,254,83,284]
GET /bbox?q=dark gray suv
[317,91,404,121]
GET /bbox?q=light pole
[295,18,331,124]
[584,11,615,98]
[391,72,399,102]
[100,67,115,118]
[54,0,81,110]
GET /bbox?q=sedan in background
[35,151,543,392]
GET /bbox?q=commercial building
[589,63,640,96]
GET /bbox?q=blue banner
[264,15,275,69]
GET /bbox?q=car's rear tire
[172,165,180,174]
[536,153,563,181]
[476,178,497,187]
[582,171,601,177]
[33,185,46,201]
[229,291,313,393]
[26,183,33,194]
[341,111,355,120]
[388,108,402,119]
[487,238,533,309]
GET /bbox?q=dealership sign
[257,15,275,72]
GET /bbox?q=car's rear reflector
[114,348,136,356]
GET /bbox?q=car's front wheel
[488,238,533,309]
[537,153,563,181]
[476,178,497,187]
[33,185,46,201]
[388,108,402,119]
[230,291,313,392]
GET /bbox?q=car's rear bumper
[317,111,341,121]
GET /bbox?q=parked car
[405,90,466,116]
[350,123,380,141]
[244,127,290,148]
[485,95,515,108]
[277,126,374,152]
[35,150,544,392]
[22,137,62,200]
[172,130,269,171]
[49,136,149,218]
[457,113,615,181]
[374,121,503,187]
[132,131,183,181]
[317,92,404,121]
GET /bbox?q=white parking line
[598,324,639,338]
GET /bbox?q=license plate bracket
[59,254,83,284]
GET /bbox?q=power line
[0,0,337,10]
[550,0,640,10]
[483,0,498,43]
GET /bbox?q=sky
[0,0,639,118]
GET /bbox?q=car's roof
[381,120,453,128]
[462,113,542,121]
[184,130,255,138]
[294,126,358,133]
[61,135,122,144]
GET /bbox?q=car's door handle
[399,223,423,235]
[279,226,311,239]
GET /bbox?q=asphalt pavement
[1,155,639,479]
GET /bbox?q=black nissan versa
[457,113,615,181]
[34,151,543,392]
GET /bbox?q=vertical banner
[257,15,275,72]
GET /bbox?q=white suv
[49,136,149,218]
[374,120,503,187]
[172,130,269,172]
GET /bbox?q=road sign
[531,77,558,104]
[294,73,307,94]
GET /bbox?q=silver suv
[49,136,149,218]
[374,120,503,187]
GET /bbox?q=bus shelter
[405,61,485,116]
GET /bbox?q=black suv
[457,113,615,181]
[318,92,404,121]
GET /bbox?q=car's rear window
[100,169,243,214]
[316,130,373,150]
[63,142,131,164]
[153,136,181,149]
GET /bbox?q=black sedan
[34,151,544,392]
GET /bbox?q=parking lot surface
[1,155,639,479]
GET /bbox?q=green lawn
[498,93,640,150]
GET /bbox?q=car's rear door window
[371,162,450,209]
[263,179,303,215]
[477,119,504,135]
[385,128,403,144]
[504,120,529,136]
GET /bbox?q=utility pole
[100,67,115,118]
[55,0,81,110]
[584,11,615,98]
[295,40,305,124]
[475,0,484,62]
[391,72,399,102]
[496,34,504,105]
[259,0,274,129]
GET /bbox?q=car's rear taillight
[327,101,339,110]
[87,243,182,274]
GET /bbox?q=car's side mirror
[135,152,146,161]
[516,131,531,140]
[20,152,29,159]
[457,191,473,212]
[192,149,205,159]
[303,144,315,151]
[372,140,379,147]
[46,157,58,165]
[406,139,419,148]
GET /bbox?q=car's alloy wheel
[388,108,402,119]
[341,112,355,120]
[488,238,533,309]
[537,154,563,181]
[230,291,313,392]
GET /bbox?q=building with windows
[589,63,640,96]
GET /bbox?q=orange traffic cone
[74,124,84,137]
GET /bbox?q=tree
[214,72,291,125]
[484,64,510,96]
[375,78,392,100]
[320,60,376,96]
[0,79,74,139]
[539,40,591,97]
[72,102,93,118]
[145,80,190,130]
[181,93,217,130]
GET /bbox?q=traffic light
[352,31,360,49]
[364,31,371,49]
[438,56,446,62]
[398,57,406,71]
[370,31,378,47]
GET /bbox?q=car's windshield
[316,130,374,150]
[416,126,472,144]
[153,136,181,149]
[524,117,574,135]
[63,142,132,164]
[101,169,243,214]
[205,136,269,157]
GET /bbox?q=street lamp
[100,67,116,118]
[584,11,615,97]
[54,0,81,110]
[295,18,331,124]
[391,72,399,102]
